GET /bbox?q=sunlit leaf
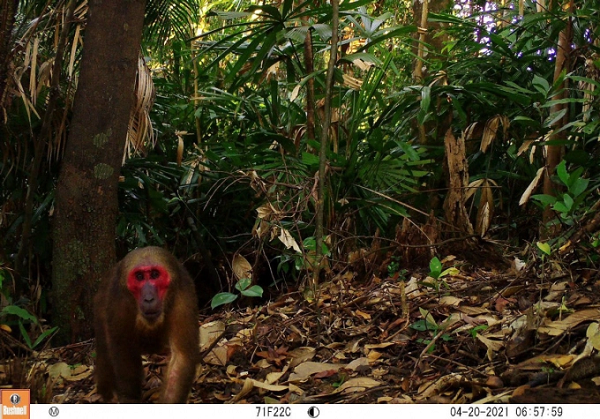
[537,241,551,256]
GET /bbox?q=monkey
[93,246,199,403]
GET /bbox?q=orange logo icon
[1,389,30,419]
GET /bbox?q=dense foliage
[1,0,600,346]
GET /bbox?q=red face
[127,265,171,321]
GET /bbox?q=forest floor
[6,255,600,404]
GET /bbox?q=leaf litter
[5,257,600,404]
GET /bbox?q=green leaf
[211,292,238,309]
[302,237,330,255]
[240,285,263,298]
[341,52,383,67]
[429,257,442,278]
[567,167,584,187]
[440,267,459,278]
[312,23,333,41]
[569,178,589,198]
[410,319,430,331]
[211,11,253,20]
[532,74,550,95]
[410,319,438,332]
[556,161,569,186]
[357,25,417,52]
[302,152,320,166]
[18,322,32,349]
[235,278,252,292]
[284,26,308,43]
[537,241,551,256]
[543,108,567,128]
[531,194,557,207]
[564,150,591,165]
[397,142,421,161]
[32,327,58,349]
[420,86,431,112]
[553,201,569,214]
[562,194,574,211]
[1,305,37,323]
[512,116,537,123]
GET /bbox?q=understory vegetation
[1,0,600,375]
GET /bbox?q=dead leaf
[419,373,465,398]
[287,347,316,369]
[481,115,502,153]
[476,334,503,353]
[290,83,302,102]
[279,228,301,252]
[334,377,380,394]
[494,296,515,312]
[256,346,289,365]
[586,323,600,351]
[367,351,382,361]
[250,379,288,392]
[439,296,462,306]
[347,357,370,370]
[485,375,504,389]
[355,309,371,320]
[314,369,338,379]
[287,362,344,382]
[233,254,253,280]
[538,309,600,336]
[364,342,395,349]
[203,346,228,366]
[227,378,255,403]
[519,167,544,206]
[48,362,91,382]
[200,320,225,351]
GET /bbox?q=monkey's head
[123,247,173,324]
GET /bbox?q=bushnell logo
[9,394,21,405]
[1,389,30,419]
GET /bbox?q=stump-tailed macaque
[94,247,199,403]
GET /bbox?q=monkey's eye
[135,272,144,281]
[150,269,160,279]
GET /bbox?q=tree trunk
[412,0,453,147]
[443,129,474,236]
[303,26,316,146]
[412,0,452,82]
[541,0,573,234]
[0,0,18,107]
[52,0,147,344]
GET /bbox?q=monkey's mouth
[142,310,162,321]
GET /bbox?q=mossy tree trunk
[0,0,17,107]
[52,0,147,344]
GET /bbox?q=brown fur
[94,247,199,403]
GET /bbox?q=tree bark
[542,0,573,233]
[0,0,18,108]
[443,129,474,236]
[52,0,147,344]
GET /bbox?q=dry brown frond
[124,56,156,161]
